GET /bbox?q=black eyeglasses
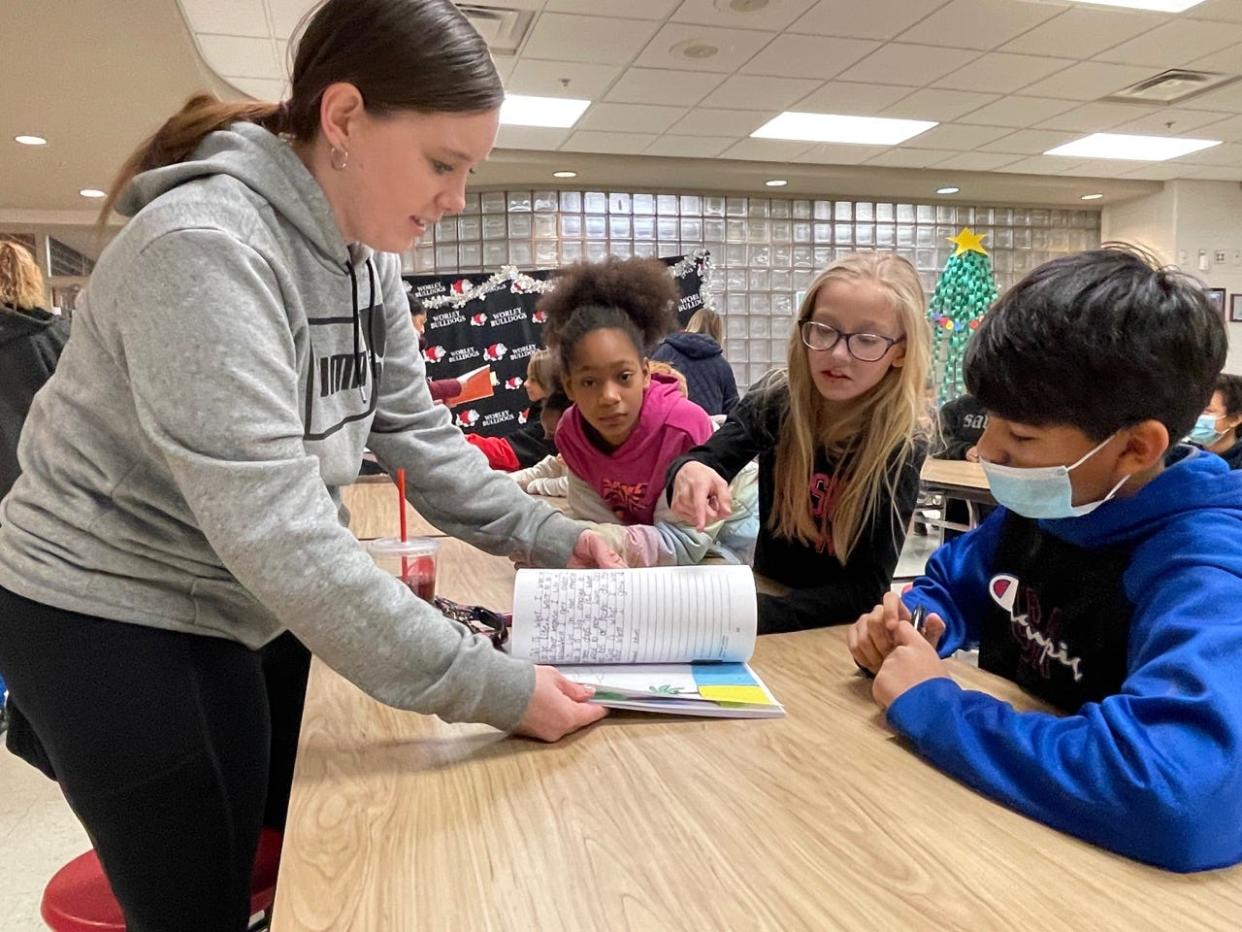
[799,321,905,362]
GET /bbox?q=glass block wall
[401,190,1101,389]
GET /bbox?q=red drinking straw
[396,468,409,578]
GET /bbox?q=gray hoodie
[0,122,581,730]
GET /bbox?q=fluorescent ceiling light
[937,186,960,195]
[79,188,106,198]
[1081,193,1104,201]
[752,112,936,146]
[1046,133,1221,161]
[15,135,47,145]
[765,179,788,187]
[552,170,577,178]
[500,95,590,128]
[1065,1,1206,12]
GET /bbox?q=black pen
[910,604,928,636]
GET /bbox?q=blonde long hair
[0,240,45,311]
[770,253,930,562]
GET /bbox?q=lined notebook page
[509,565,756,665]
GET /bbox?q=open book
[452,364,496,406]
[508,565,783,718]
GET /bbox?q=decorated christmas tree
[928,227,998,405]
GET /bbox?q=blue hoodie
[891,447,1242,872]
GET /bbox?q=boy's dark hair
[1216,374,1242,417]
[965,244,1226,442]
[540,258,678,373]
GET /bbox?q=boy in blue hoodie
[847,246,1242,873]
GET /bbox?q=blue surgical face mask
[980,434,1129,520]
[1188,413,1224,446]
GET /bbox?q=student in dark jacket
[1189,373,1242,469]
[0,240,69,502]
[935,392,988,462]
[667,253,929,633]
[651,307,738,416]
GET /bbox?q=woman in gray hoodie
[0,1,618,928]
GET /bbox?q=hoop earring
[330,146,350,171]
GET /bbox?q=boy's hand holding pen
[847,591,945,677]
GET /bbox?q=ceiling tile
[1055,160,1146,178]
[904,122,1014,149]
[1174,142,1242,166]
[494,126,572,150]
[719,138,816,161]
[180,0,268,37]
[1188,42,1242,73]
[632,23,778,73]
[1035,102,1158,133]
[699,75,823,111]
[493,56,517,84]
[836,44,980,87]
[672,0,820,32]
[604,68,726,105]
[978,129,1082,155]
[866,147,959,168]
[883,88,1002,121]
[993,155,1085,174]
[740,34,879,80]
[897,0,1063,52]
[792,81,919,115]
[196,35,280,79]
[1186,165,1242,180]
[644,135,739,157]
[935,54,1075,95]
[577,102,687,133]
[667,107,771,136]
[1018,62,1159,101]
[999,7,1165,60]
[1093,19,1242,69]
[227,77,287,101]
[928,151,1021,170]
[505,60,624,99]
[1186,0,1242,24]
[1120,163,1193,180]
[268,0,317,38]
[561,130,659,154]
[523,14,661,65]
[792,142,891,164]
[956,95,1079,128]
[1198,114,1242,142]
[789,0,949,41]
[543,0,679,17]
[1110,108,1238,136]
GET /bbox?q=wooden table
[272,539,1242,931]
[920,457,993,504]
[342,478,570,540]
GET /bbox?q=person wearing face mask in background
[1188,373,1242,469]
[847,246,1242,873]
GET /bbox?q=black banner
[403,252,710,438]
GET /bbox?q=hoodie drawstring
[346,260,369,405]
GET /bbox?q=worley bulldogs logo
[450,278,472,296]
[456,409,480,429]
[503,376,525,391]
[483,342,508,362]
[423,345,447,364]
[469,311,488,327]
[517,407,531,425]
[532,309,548,325]
[989,574,1083,682]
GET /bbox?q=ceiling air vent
[1104,69,1238,105]
[455,4,533,57]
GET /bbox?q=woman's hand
[669,461,732,532]
[514,667,609,741]
[568,530,626,568]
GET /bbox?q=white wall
[1103,180,1242,374]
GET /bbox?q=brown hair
[525,348,561,395]
[0,240,45,311]
[540,257,679,374]
[101,0,504,221]
[685,307,723,343]
[648,361,688,397]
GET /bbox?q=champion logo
[989,574,1083,682]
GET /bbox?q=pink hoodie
[557,372,712,525]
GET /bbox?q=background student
[1189,372,1242,468]
[651,306,738,417]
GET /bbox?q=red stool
[41,827,283,931]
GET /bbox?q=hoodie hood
[1040,445,1242,549]
[662,331,723,360]
[557,372,712,524]
[117,121,358,270]
[0,305,58,348]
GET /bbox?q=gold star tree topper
[948,227,989,257]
